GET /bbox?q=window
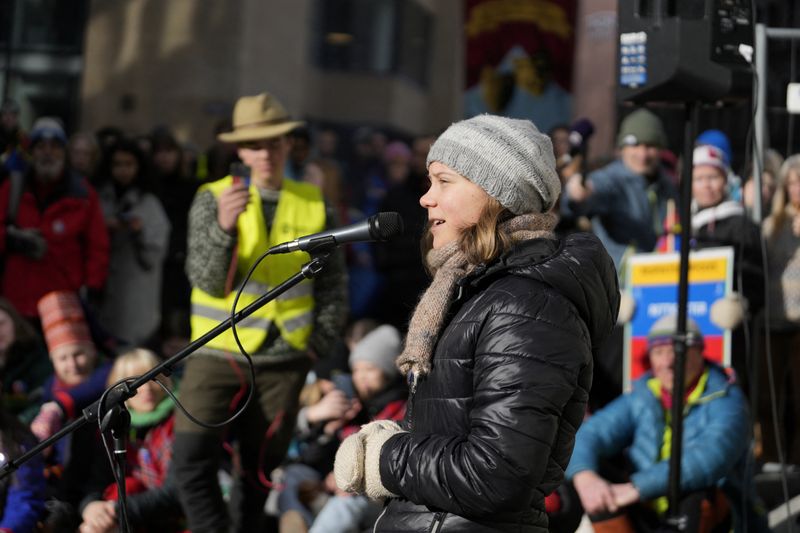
[18,0,89,52]
[313,0,432,87]
[395,0,432,86]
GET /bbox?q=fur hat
[647,314,704,350]
[617,109,667,149]
[426,114,561,214]
[217,92,304,143]
[348,325,402,378]
[37,291,92,353]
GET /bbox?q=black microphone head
[370,212,404,241]
[568,118,595,148]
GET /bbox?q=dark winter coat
[691,201,764,313]
[376,233,619,532]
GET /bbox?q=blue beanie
[696,129,732,168]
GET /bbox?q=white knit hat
[348,325,402,378]
[693,145,730,176]
[30,117,67,146]
[426,114,561,214]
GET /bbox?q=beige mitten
[334,432,367,493]
[616,289,636,324]
[362,420,405,499]
[710,292,746,330]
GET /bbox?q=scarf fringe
[396,212,557,385]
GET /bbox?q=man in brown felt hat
[172,92,347,532]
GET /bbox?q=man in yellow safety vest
[172,92,348,533]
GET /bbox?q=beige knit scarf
[396,212,558,389]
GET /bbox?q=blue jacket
[0,439,47,533]
[561,159,677,269]
[567,363,765,531]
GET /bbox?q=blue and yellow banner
[624,247,734,391]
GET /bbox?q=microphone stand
[0,248,334,530]
[664,100,700,531]
[100,403,131,532]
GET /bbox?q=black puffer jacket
[376,233,619,532]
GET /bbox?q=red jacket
[0,170,109,317]
[103,415,176,499]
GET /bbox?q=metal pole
[2,0,16,102]
[666,100,698,529]
[753,23,767,223]
[765,27,800,40]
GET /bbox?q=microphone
[268,212,404,254]
[567,118,595,156]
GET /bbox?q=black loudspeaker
[617,0,754,103]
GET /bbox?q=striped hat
[426,114,561,214]
[37,291,92,353]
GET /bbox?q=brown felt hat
[217,92,304,143]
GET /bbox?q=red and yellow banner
[464,0,576,129]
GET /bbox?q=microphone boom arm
[0,251,333,481]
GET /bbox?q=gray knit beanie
[647,314,704,349]
[348,325,401,378]
[426,114,561,214]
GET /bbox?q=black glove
[6,225,47,259]
[86,286,106,308]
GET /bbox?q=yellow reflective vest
[190,176,326,353]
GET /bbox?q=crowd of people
[0,86,796,533]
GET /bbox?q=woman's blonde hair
[107,348,171,389]
[421,197,514,270]
[766,154,800,240]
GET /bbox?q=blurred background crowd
[0,0,799,532]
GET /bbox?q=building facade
[78,0,464,146]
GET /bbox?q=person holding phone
[96,139,170,346]
[173,92,348,533]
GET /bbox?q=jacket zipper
[428,512,446,533]
[405,372,416,430]
[373,506,389,533]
